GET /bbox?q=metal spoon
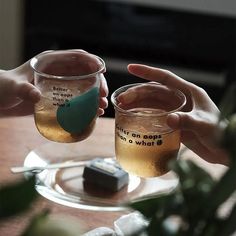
[10,160,88,174]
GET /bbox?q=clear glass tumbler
[111,82,186,178]
[30,49,105,143]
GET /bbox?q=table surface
[0,116,227,235]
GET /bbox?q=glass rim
[111,82,187,117]
[30,49,106,80]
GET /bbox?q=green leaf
[170,160,215,215]
[170,160,215,194]
[219,83,236,120]
[222,114,236,156]
[129,194,172,218]
[0,176,38,218]
[146,217,164,236]
[201,164,236,221]
[200,217,222,236]
[129,192,184,219]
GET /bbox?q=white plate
[24,141,178,212]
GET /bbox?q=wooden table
[0,116,227,235]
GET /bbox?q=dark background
[23,0,236,117]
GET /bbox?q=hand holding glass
[111,83,186,178]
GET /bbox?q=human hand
[126,64,229,165]
[0,61,41,116]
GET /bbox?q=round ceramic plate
[24,140,179,212]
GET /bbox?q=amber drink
[111,83,186,178]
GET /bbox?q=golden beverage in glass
[30,50,105,143]
[34,95,97,143]
[111,83,186,178]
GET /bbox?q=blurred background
[1,0,236,117]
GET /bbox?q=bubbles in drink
[115,108,180,178]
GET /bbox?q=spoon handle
[11,160,88,174]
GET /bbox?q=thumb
[167,112,209,133]
[167,112,220,141]
[15,82,41,103]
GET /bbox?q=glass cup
[30,49,105,143]
[111,82,186,178]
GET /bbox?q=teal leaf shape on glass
[57,87,99,134]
